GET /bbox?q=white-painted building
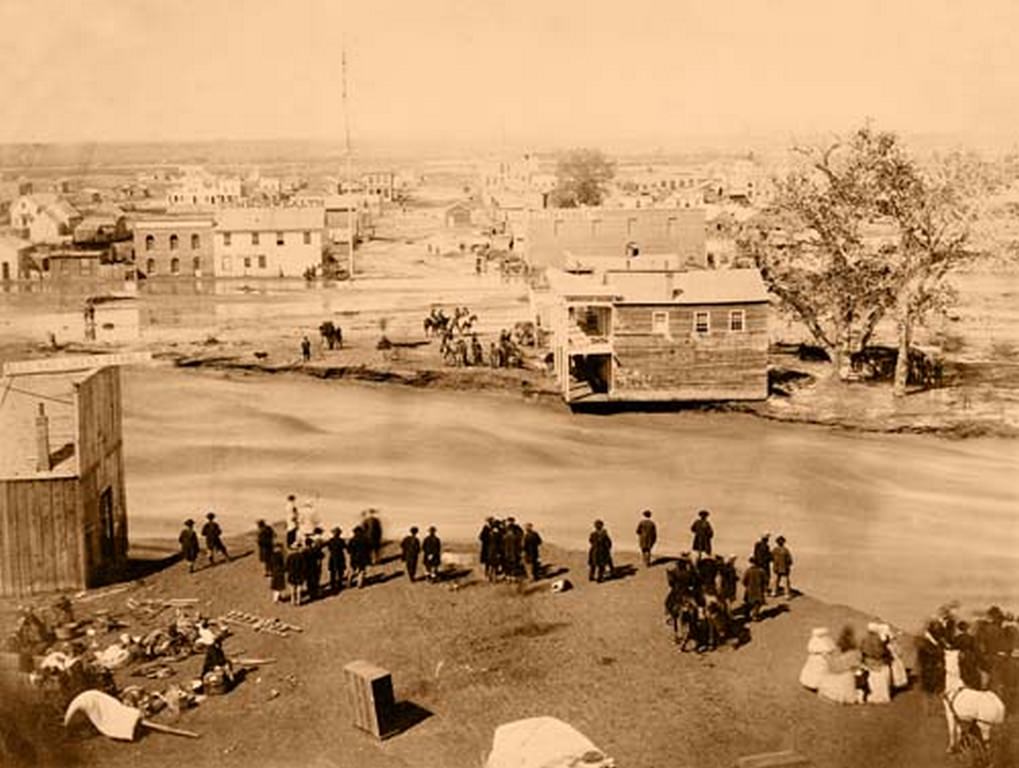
[213,207,324,277]
[9,194,80,244]
[0,234,31,280]
[167,167,242,208]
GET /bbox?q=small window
[170,257,180,275]
[79,259,90,276]
[694,311,710,334]
[590,219,600,236]
[191,233,200,249]
[303,231,311,245]
[221,256,232,271]
[169,234,179,250]
[145,234,155,251]
[243,256,252,269]
[192,256,201,273]
[729,310,745,332]
[251,232,259,246]
[258,254,267,269]
[146,258,156,275]
[223,232,231,247]
[276,231,284,246]
[652,311,669,335]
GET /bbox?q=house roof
[215,207,324,232]
[0,372,88,480]
[669,268,769,304]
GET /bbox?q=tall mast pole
[342,45,354,281]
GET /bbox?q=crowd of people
[477,517,543,582]
[799,623,909,705]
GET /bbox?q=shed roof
[0,371,89,480]
[215,207,324,232]
[668,268,769,304]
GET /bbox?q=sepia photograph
[0,1,1017,766]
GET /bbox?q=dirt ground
[4,533,1014,768]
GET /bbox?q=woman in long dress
[861,622,892,704]
[818,626,863,704]
[799,627,836,690]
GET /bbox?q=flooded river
[123,366,1019,630]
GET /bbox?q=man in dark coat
[771,535,793,596]
[690,510,713,558]
[347,525,369,588]
[422,526,442,582]
[588,520,613,583]
[503,517,524,580]
[256,520,275,576]
[401,527,421,582]
[485,520,504,581]
[742,557,767,622]
[301,336,312,362]
[269,543,286,602]
[326,527,346,594]
[636,510,657,567]
[522,523,543,581]
[201,512,230,565]
[478,517,493,570]
[303,536,323,602]
[697,553,718,596]
[179,519,200,573]
[753,534,773,594]
[363,509,383,565]
[285,543,305,606]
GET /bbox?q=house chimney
[36,403,51,472]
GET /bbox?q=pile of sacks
[799,623,908,705]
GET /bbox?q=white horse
[942,648,1006,753]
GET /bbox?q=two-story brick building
[133,216,215,277]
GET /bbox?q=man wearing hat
[636,510,657,567]
[771,535,793,597]
[202,512,230,565]
[178,519,200,573]
[422,526,442,582]
[401,526,422,582]
[285,495,299,548]
[753,534,773,594]
[690,510,713,558]
[326,527,346,594]
[256,520,275,576]
[523,522,543,582]
[588,520,613,583]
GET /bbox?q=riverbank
[8,535,1016,768]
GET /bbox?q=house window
[652,311,669,335]
[170,257,180,275]
[145,234,155,251]
[191,233,200,249]
[192,256,201,273]
[303,231,311,245]
[79,259,90,276]
[590,219,601,236]
[169,234,179,250]
[252,232,259,246]
[693,311,710,334]
[223,232,231,247]
[146,258,156,275]
[258,254,266,269]
[221,256,232,271]
[244,256,252,269]
[729,309,745,332]
[276,231,284,246]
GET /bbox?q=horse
[943,648,1006,755]
[665,588,701,652]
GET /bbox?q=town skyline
[1,0,1017,151]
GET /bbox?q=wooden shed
[0,364,128,596]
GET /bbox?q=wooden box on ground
[343,660,395,739]
[735,750,813,768]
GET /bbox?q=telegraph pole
[342,45,354,281]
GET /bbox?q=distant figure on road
[753,534,773,594]
[301,335,312,362]
[772,535,793,596]
[179,519,200,573]
[523,522,543,581]
[327,527,346,594]
[690,510,713,558]
[256,520,275,576]
[202,512,230,565]
[636,510,657,567]
[401,526,421,582]
[588,520,613,583]
[422,526,442,582]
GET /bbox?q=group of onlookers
[478,517,543,582]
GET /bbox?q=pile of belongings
[32,648,117,702]
[485,717,614,768]
[221,610,301,637]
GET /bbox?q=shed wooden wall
[0,478,83,597]
[611,302,768,400]
[76,367,128,585]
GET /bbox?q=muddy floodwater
[123,366,1019,631]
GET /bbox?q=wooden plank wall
[0,478,82,597]
[613,302,768,399]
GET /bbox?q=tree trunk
[893,313,911,397]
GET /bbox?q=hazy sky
[1,0,1016,150]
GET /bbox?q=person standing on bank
[347,525,369,588]
[771,535,793,597]
[753,534,773,594]
[256,520,275,576]
[743,556,767,622]
[285,495,300,548]
[269,544,286,603]
[202,512,230,565]
[326,527,346,594]
[523,523,543,581]
[588,520,613,583]
[401,526,422,582]
[179,519,200,574]
[636,510,657,567]
[301,336,312,362]
[285,542,305,606]
[422,526,442,582]
[363,509,383,565]
[690,509,713,559]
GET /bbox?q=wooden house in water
[539,266,770,404]
[0,364,128,596]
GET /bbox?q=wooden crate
[735,750,813,768]
[343,660,395,739]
